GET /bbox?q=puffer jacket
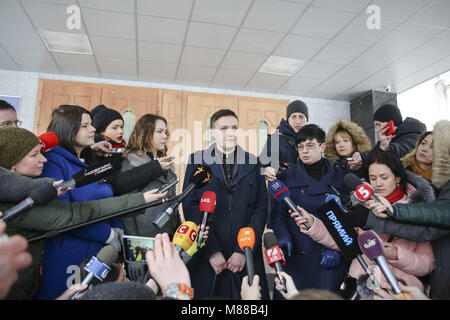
[303,171,436,292]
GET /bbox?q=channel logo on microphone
[363,238,376,249]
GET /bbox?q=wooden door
[34,79,102,135]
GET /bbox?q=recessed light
[38,30,93,55]
[258,55,304,76]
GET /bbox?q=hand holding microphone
[289,205,314,232]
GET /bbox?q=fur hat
[0,127,40,170]
[286,100,309,121]
[431,120,450,189]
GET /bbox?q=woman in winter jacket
[120,114,181,238]
[325,119,372,170]
[294,151,435,297]
[0,127,165,299]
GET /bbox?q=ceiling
[0,0,449,101]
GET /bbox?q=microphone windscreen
[29,182,57,205]
[38,132,59,153]
[358,230,386,260]
[268,179,291,202]
[173,221,198,251]
[344,173,363,190]
[96,245,119,266]
[238,227,255,251]
[72,157,121,187]
[263,232,279,249]
[189,166,211,189]
[199,191,216,213]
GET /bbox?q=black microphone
[343,173,394,218]
[71,245,119,300]
[153,166,211,229]
[0,182,57,222]
[263,232,287,293]
[58,157,121,191]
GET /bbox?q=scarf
[385,186,405,204]
[411,159,432,182]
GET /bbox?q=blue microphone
[325,194,348,213]
[268,179,310,229]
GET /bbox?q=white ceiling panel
[139,60,177,82]
[307,80,354,100]
[0,27,46,50]
[4,47,59,73]
[276,76,324,95]
[176,65,216,86]
[370,0,434,22]
[386,50,445,81]
[312,0,372,13]
[295,61,344,79]
[186,22,237,50]
[409,0,450,28]
[96,56,137,76]
[231,28,284,54]
[52,52,99,76]
[350,45,407,71]
[0,0,34,29]
[335,15,402,46]
[243,0,307,33]
[245,72,290,92]
[89,36,136,59]
[328,65,374,84]
[273,34,328,60]
[415,31,450,57]
[137,0,193,20]
[82,8,135,39]
[221,51,268,72]
[192,0,252,26]
[137,16,187,44]
[0,46,19,70]
[22,1,86,33]
[312,41,369,65]
[211,68,254,89]
[78,0,135,13]
[181,47,225,68]
[291,6,355,39]
[138,41,182,63]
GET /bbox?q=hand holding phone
[383,121,395,136]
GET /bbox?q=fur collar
[405,170,436,204]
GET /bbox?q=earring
[396,182,400,187]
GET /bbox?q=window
[122,110,136,142]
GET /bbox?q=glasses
[298,142,322,152]
[0,120,22,127]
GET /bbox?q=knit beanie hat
[373,104,403,127]
[286,100,309,121]
[0,127,40,170]
[90,105,123,134]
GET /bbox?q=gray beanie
[286,100,309,121]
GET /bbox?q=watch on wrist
[163,283,193,299]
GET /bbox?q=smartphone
[346,157,354,161]
[383,121,395,136]
[157,178,180,194]
[107,148,125,154]
[122,235,155,263]
[167,156,175,161]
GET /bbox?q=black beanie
[373,104,403,127]
[286,100,309,121]
[90,105,123,134]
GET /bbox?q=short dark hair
[79,281,156,300]
[362,151,408,193]
[295,124,326,145]
[209,109,238,128]
[47,105,91,157]
[0,100,16,112]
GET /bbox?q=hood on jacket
[405,170,436,204]
[325,120,372,164]
[432,120,450,189]
[396,117,426,135]
[277,119,296,139]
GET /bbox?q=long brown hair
[402,131,433,168]
[124,114,168,159]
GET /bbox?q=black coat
[182,145,269,300]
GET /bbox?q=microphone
[172,221,198,255]
[57,157,121,191]
[343,173,394,218]
[263,232,287,293]
[197,191,216,249]
[71,245,119,300]
[357,230,403,295]
[38,132,58,153]
[325,194,348,213]
[268,179,310,229]
[237,227,256,285]
[153,166,212,229]
[0,182,57,222]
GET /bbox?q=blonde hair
[402,131,433,168]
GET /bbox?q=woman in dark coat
[182,109,269,300]
[270,124,351,299]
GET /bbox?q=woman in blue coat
[35,105,125,300]
[271,124,351,299]
[182,109,269,300]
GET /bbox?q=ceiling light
[38,30,93,55]
[258,55,304,76]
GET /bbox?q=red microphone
[197,191,216,249]
[38,132,58,153]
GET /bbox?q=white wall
[0,68,350,133]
